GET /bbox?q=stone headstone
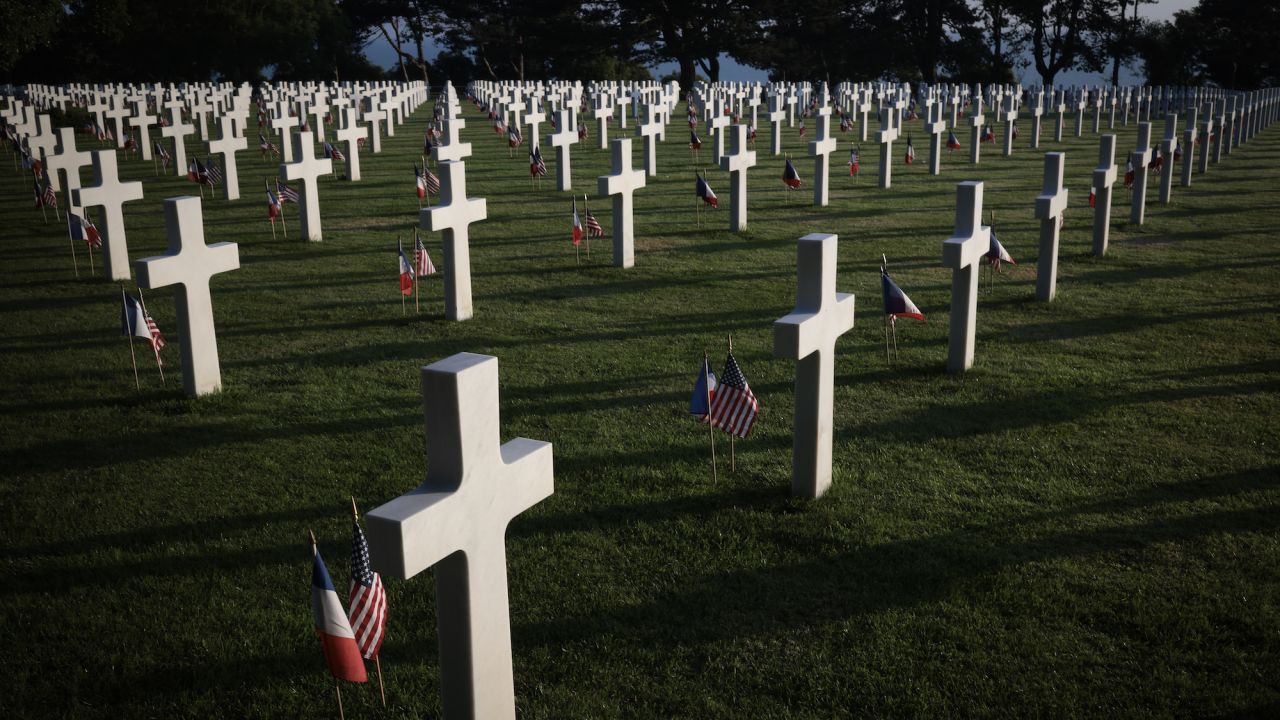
[942,181,991,373]
[207,115,247,200]
[717,124,757,231]
[548,109,577,191]
[135,196,239,397]
[280,130,333,242]
[422,161,486,321]
[969,95,985,164]
[366,352,553,720]
[875,107,899,189]
[70,150,144,281]
[1129,122,1153,225]
[1181,107,1199,187]
[1159,113,1178,204]
[636,103,661,177]
[159,104,195,178]
[1092,135,1118,256]
[597,138,646,268]
[1034,152,1068,301]
[335,107,368,181]
[773,233,855,499]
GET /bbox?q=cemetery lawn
[2,106,1279,719]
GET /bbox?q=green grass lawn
[2,97,1278,719]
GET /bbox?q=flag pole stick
[399,234,406,316]
[122,287,139,390]
[54,194,61,221]
[375,656,386,708]
[335,682,345,720]
[67,214,80,279]
[266,181,277,240]
[727,333,735,473]
[705,349,717,483]
[138,288,165,385]
[280,191,288,238]
[88,234,95,276]
[40,195,47,223]
[583,195,591,260]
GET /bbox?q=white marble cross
[547,109,577,191]
[1034,152,1069,301]
[334,107,368,181]
[925,99,945,175]
[70,151,144,281]
[968,95,986,164]
[591,92,612,150]
[45,128,92,197]
[1029,90,1045,148]
[128,99,158,161]
[189,92,213,141]
[270,107,299,162]
[808,105,837,204]
[364,97,386,155]
[523,97,545,152]
[1181,107,1199,188]
[1054,90,1067,142]
[366,352,553,720]
[106,98,131,149]
[707,102,730,164]
[1129,122,1153,225]
[159,104,195,178]
[434,116,472,163]
[422,161,486,321]
[999,94,1018,156]
[135,196,239,397]
[636,103,662,177]
[597,138,646,268]
[875,107,899,189]
[773,233,855,499]
[280,130,333,242]
[1159,113,1178,204]
[1092,135,1118,256]
[767,92,786,155]
[942,181,991,373]
[1074,90,1088,137]
[717,124,757,231]
[207,116,247,200]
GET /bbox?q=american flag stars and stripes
[348,518,388,660]
[531,145,548,176]
[584,201,604,238]
[508,125,522,148]
[423,165,440,194]
[277,180,299,203]
[155,141,171,169]
[707,352,759,439]
[415,236,437,276]
[41,181,57,208]
[205,157,223,186]
[324,142,345,162]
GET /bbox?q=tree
[1136,0,1280,88]
[1008,0,1109,86]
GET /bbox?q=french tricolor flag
[881,270,924,321]
[398,240,415,296]
[311,548,368,683]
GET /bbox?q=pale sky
[365,0,1203,85]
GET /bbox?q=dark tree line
[0,0,1274,88]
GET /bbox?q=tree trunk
[678,56,695,94]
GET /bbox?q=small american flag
[325,142,345,162]
[414,236,436,276]
[348,518,388,660]
[259,133,279,158]
[422,165,441,194]
[531,144,547,176]
[41,181,57,208]
[145,311,166,354]
[155,141,171,169]
[277,180,299,203]
[708,351,759,438]
[205,157,223,185]
[585,205,604,238]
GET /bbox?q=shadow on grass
[513,466,1280,650]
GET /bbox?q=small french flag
[311,547,368,683]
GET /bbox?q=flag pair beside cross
[690,335,760,478]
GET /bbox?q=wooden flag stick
[335,682,345,720]
[705,349,717,483]
[399,234,406,316]
[266,181,277,240]
[280,189,288,238]
[374,655,386,708]
[67,214,80,279]
[53,194,60,221]
[87,237,95,276]
[727,333,735,473]
[122,287,139,390]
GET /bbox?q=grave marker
[1034,152,1068,301]
[135,196,239,397]
[70,150,144,281]
[597,138,646,268]
[942,182,991,373]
